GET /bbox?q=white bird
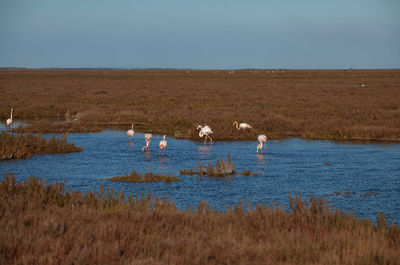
[159,135,167,156]
[233,121,252,130]
[127,123,135,138]
[257,134,267,154]
[142,133,153,151]
[197,125,213,145]
[6,108,13,129]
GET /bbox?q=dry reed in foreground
[0,174,399,265]
[106,170,180,183]
[180,154,237,177]
[13,120,102,134]
[0,132,82,160]
[1,69,399,141]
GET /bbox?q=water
[1,128,399,224]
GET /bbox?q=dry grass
[240,169,258,176]
[1,69,399,141]
[13,120,102,133]
[1,174,399,265]
[180,154,237,177]
[0,132,82,160]
[106,170,180,183]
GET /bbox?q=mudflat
[1,69,399,141]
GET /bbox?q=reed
[13,120,102,133]
[106,170,181,183]
[180,154,237,177]
[1,174,399,265]
[1,69,399,141]
[0,132,82,160]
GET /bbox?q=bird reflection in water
[143,150,151,158]
[198,145,212,154]
[256,154,267,166]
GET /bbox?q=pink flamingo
[197,125,213,145]
[159,135,167,156]
[127,123,135,139]
[257,134,267,154]
[233,121,252,130]
[141,133,153,151]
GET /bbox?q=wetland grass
[0,132,82,160]
[1,174,399,265]
[240,169,258,176]
[106,170,180,183]
[13,120,102,133]
[1,69,399,141]
[180,154,237,177]
[180,155,258,178]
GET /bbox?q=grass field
[1,175,399,265]
[1,69,399,141]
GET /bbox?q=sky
[0,0,399,69]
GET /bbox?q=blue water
[1,129,399,224]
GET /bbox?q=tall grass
[1,174,399,264]
[0,132,82,160]
[1,69,399,141]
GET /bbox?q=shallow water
[1,128,399,224]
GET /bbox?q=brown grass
[106,170,180,183]
[240,169,258,176]
[1,174,399,265]
[1,69,399,141]
[13,120,102,133]
[0,132,82,160]
[180,154,237,177]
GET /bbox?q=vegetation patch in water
[14,120,102,134]
[240,169,258,176]
[0,132,82,160]
[107,170,180,183]
[180,154,237,177]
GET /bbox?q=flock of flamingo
[127,120,268,155]
[4,107,267,155]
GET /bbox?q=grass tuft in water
[180,154,237,177]
[240,169,258,176]
[0,132,82,160]
[107,170,180,183]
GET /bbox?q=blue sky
[0,0,399,69]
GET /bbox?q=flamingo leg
[208,135,213,144]
[204,136,207,145]
[264,142,267,152]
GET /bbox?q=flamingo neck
[131,124,134,130]
[10,109,13,120]
[163,135,166,140]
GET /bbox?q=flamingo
[197,125,213,145]
[159,135,167,156]
[257,134,267,154]
[127,123,135,139]
[233,121,252,130]
[141,133,153,151]
[6,107,13,131]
